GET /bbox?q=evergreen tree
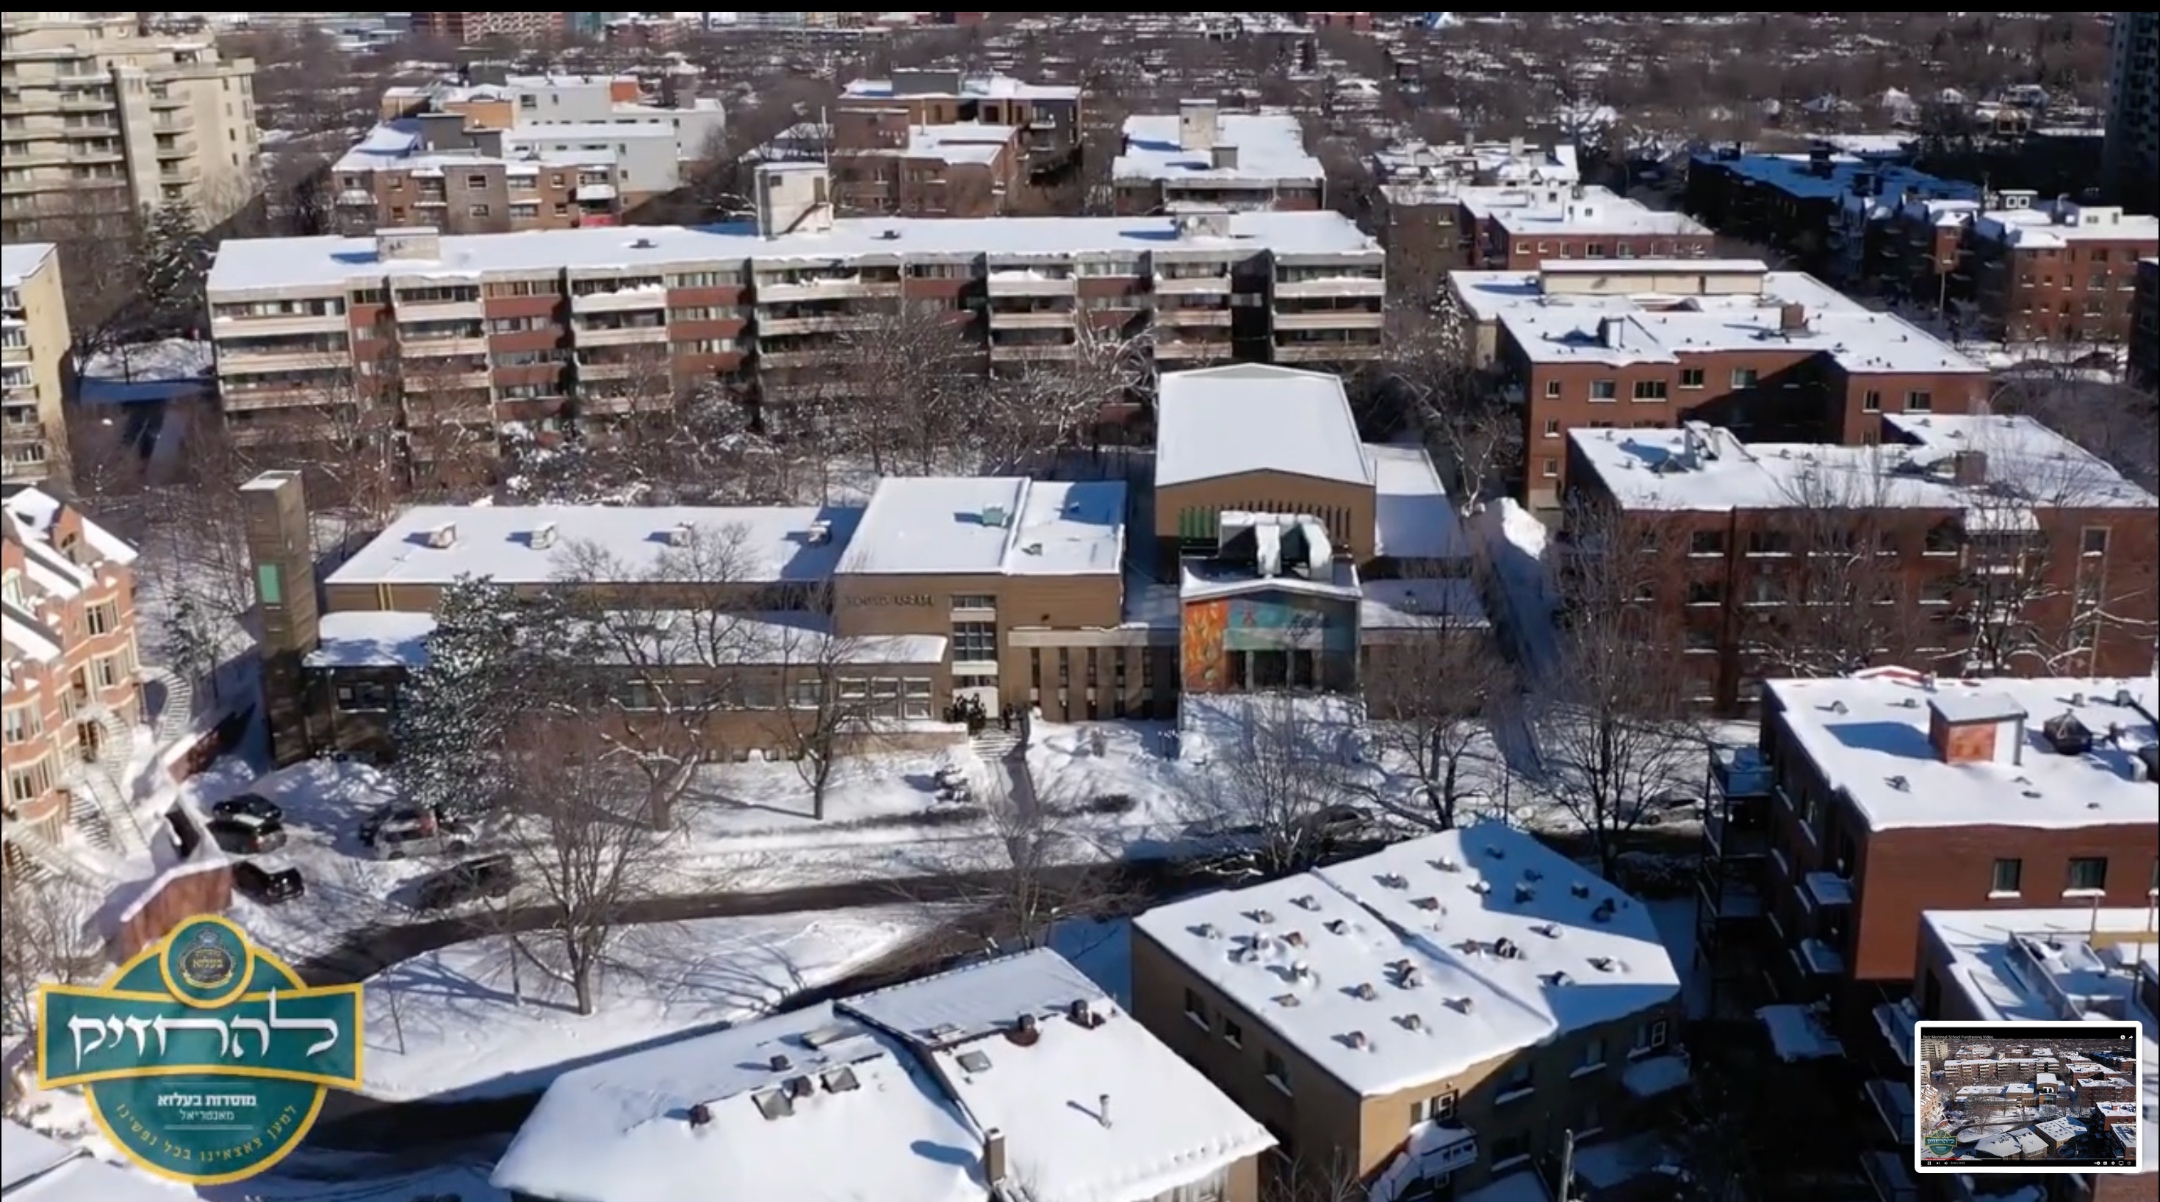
[390,575,547,819]
[131,201,211,334]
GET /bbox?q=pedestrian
[1000,705,1012,732]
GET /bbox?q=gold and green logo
[35,914,364,1185]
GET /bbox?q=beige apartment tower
[0,11,258,234]
[1,243,71,485]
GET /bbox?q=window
[1263,1050,1291,1094]
[468,204,491,218]
[901,679,933,720]
[1409,1088,1457,1124]
[1729,367,1758,389]
[7,755,53,804]
[1685,580,1724,606]
[1496,1060,1533,1098]
[949,621,997,661]
[1578,1036,1607,1071]
[1991,858,2022,895]
[1635,1019,1669,1052]
[1679,368,1705,389]
[1689,530,1727,556]
[2082,528,2109,556]
[334,680,395,712]
[85,601,118,636]
[2067,858,2108,893]
[92,655,122,689]
[1904,390,1933,413]
[1862,389,1882,413]
[950,594,996,611]
[1489,1132,1530,1168]
[255,564,282,606]
[1541,457,1558,479]
[1544,379,1562,399]
[1222,1019,1242,1047]
[1183,988,1208,1027]
[1590,379,1617,401]
[1633,380,1669,401]
[3,704,41,744]
[1543,418,1560,439]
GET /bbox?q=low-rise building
[490,948,1275,1202]
[826,110,1023,218]
[1683,148,1977,283]
[1,488,143,869]
[1563,415,2160,708]
[1133,824,1684,1198]
[2132,258,2159,391]
[408,11,566,45]
[0,244,69,487]
[2081,1075,2137,1105]
[330,122,624,235]
[1472,184,1714,270]
[837,69,1082,178]
[1876,193,2160,344]
[1450,258,1992,508]
[1112,102,1324,215]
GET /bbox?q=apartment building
[492,949,1274,1202]
[1685,148,1978,285]
[1111,101,1324,215]
[1,244,69,486]
[1371,139,1582,291]
[2133,258,2159,390]
[837,70,1082,176]
[2104,11,2158,215]
[1,487,143,867]
[1564,415,2160,711]
[202,173,1385,457]
[246,365,1479,761]
[1134,824,1684,1198]
[1472,184,1714,270]
[0,11,259,233]
[408,11,565,45]
[825,106,1022,218]
[1450,258,1993,508]
[1914,906,2156,1202]
[330,122,624,235]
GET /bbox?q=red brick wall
[106,861,233,964]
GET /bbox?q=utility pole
[1556,1128,1577,1202]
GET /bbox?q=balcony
[1863,1079,1914,1146]
[1710,744,1772,799]
[1702,810,1771,859]
[1856,1150,1918,1202]
[570,287,667,315]
[394,298,484,322]
[988,341,1076,362]
[1696,876,1764,920]
[1273,274,1386,299]
[986,271,1076,297]
[755,276,899,304]
[1796,938,1845,976]
[1154,307,1233,327]
[1273,310,1383,330]
[401,336,490,358]
[1154,337,1234,361]
[1272,340,1382,362]
[571,324,668,349]
[213,311,347,338]
[221,386,328,411]
[756,312,874,336]
[1802,872,1853,909]
[1151,274,1232,296]
[154,137,197,158]
[1871,997,1918,1067]
[987,308,1075,330]
[219,348,350,373]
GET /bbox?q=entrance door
[952,673,1000,717]
[76,719,103,764]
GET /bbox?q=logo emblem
[36,914,365,1185]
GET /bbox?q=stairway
[970,727,1021,763]
[141,667,195,745]
[66,769,147,856]
[2,816,119,888]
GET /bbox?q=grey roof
[1155,365,1372,489]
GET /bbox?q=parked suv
[208,813,288,855]
[372,815,480,861]
[232,861,305,905]
[212,794,284,825]
[415,855,517,911]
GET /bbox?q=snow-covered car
[372,815,481,861]
[1636,790,1701,826]
[208,814,288,855]
[212,793,284,825]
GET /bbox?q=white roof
[1768,671,2160,832]
[307,608,944,670]
[0,1122,186,1201]
[1,242,56,288]
[1113,113,1323,186]
[1373,139,1580,187]
[502,122,680,144]
[206,212,1377,295]
[1571,414,2153,513]
[845,949,1275,1202]
[1692,151,1979,205]
[843,73,1079,102]
[307,610,439,668]
[1449,264,1852,326]
[1156,365,1371,489]
[839,123,1013,167]
[326,503,861,587]
[494,951,1267,1202]
[1477,186,1709,238]
[1971,200,2160,250]
[1366,443,1466,560]
[844,478,1125,577]
[1134,823,1679,1097]
[1921,905,2157,1176]
[1499,295,1981,375]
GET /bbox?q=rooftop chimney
[1097,1093,1112,1127]
[1596,315,1624,349]
[1210,143,1240,171]
[1951,449,1989,487]
[1779,302,1808,332]
[1926,693,2028,766]
[375,226,442,262]
[1178,98,1220,151]
[985,1128,1008,1183]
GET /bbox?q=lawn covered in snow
[357,907,931,1101]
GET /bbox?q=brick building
[826,109,1022,218]
[202,176,1384,461]
[836,70,1082,180]
[409,11,566,45]
[1473,184,1714,270]
[1370,141,1581,294]
[1450,259,1992,508]
[1684,148,1977,284]
[1133,824,1685,1199]
[1564,415,2160,711]
[1877,193,2159,344]
[1,488,143,870]
[1111,102,1324,215]
[2131,257,2159,390]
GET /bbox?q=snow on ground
[683,746,993,839]
[358,906,931,1101]
[1648,896,1709,1021]
[1046,916,1133,1005]
[9,1089,191,1196]
[1471,497,1557,679]
[196,1148,511,1202]
[1029,720,1202,819]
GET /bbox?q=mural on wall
[1223,592,1356,653]
[1182,599,1229,692]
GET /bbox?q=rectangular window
[949,621,997,661]
[1689,530,1726,556]
[2,705,40,744]
[1862,389,1882,412]
[1496,1060,1533,1097]
[2067,858,2108,892]
[1991,858,2022,895]
[950,594,996,610]
[1222,1019,1242,1047]
[2082,527,2109,556]
[1183,988,1208,1027]
[1633,380,1669,401]
[1579,1036,1606,1070]
[1905,390,1933,413]
[85,601,118,636]
[1590,379,1617,400]
[1731,367,1759,388]
[1541,457,1558,479]
[1679,368,1705,389]
[1263,1049,1291,1094]
[1543,418,1560,438]
[1545,379,1562,399]
[7,757,54,803]
[255,564,282,606]
[1409,1088,1457,1124]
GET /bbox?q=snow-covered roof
[78,338,216,404]
[1970,200,2160,250]
[843,73,1079,102]
[206,212,1377,295]
[1113,113,1322,186]
[1767,671,2159,833]
[1156,365,1371,489]
[1373,139,1580,187]
[845,949,1276,1202]
[0,1121,186,1201]
[1690,151,1978,205]
[1134,823,1679,1097]
[1449,263,1852,326]
[837,122,1015,167]
[307,610,439,668]
[1500,292,1980,375]
[327,503,862,587]
[1366,443,1465,560]
[493,950,1268,1202]
[1476,185,1709,238]
[1359,578,1490,631]
[1571,413,2153,513]
[1,243,56,289]
[845,478,1125,576]
[305,607,946,670]
[334,119,621,176]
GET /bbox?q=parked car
[1637,789,1701,827]
[208,814,288,855]
[1300,803,1373,843]
[360,805,433,847]
[415,855,517,911]
[232,861,305,905]
[373,816,480,861]
[212,793,284,825]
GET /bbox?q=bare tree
[903,769,1131,956]
[1540,498,1707,879]
[0,874,105,1040]
[496,725,682,1016]
[974,312,1155,471]
[769,621,887,821]
[1361,613,1515,833]
[1178,694,1362,882]
[6,199,146,359]
[552,524,761,828]
[1384,304,1520,503]
[1744,457,1922,677]
[827,298,983,474]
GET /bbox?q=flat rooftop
[1451,263,1856,326]
[1692,151,1978,205]
[326,504,862,587]
[1768,671,2159,832]
[1481,188,1710,239]
[844,478,1125,576]
[1134,824,1678,1097]
[1,243,55,287]
[1113,113,1322,186]
[1373,139,1580,186]
[835,123,1014,167]
[843,74,1080,102]
[1972,200,2160,250]
[1497,290,1980,375]
[1920,905,2156,1177]
[1571,413,2154,513]
[502,122,682,143]
[205,211,1379,295]
[335,122,617,176]
[1156,364,1370,489]
[1366,443,1467,560]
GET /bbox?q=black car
[207,815,288,855]
[212,793,284,825]
[232,861,305,905]
[415,855,517,912]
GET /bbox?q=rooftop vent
[667,522,695,546]
[875,228,902,240]
[1325,918,1349,936]
[1493,937,1522,959]
[1543,971,1574,987]
[753,1089,794,1120]
[425,522,457,549]
[1514,883,1536,904]
[769,1053,792,1072]
[1570,882,1592,899]
[2134,744,2158,784]
[1289,960,1313,981]
[1591,898,1617,924]
[1378,873,1409,889]
[688,1101,713,1127]
[822,1066,860,1093]
[1284,931,1307,947]
[1588,956,1617,973]
[1345,1030,1370,1050]
[1448,996,1476,1014]
[1485,844,1507,860]
[1293,894,1320,910]
[1274,993,1302,1008]
[1400,1013,1425,1031]
[805,519,833,546]
[630,236,658,249]
[1251,909,1276,925]
[1430,857,1460,873]
[1523,869,1544,882]
[957,1049,994,1074]
[1411,896,1440,912]
[1352,982,1378,1000]
[2042,711,2092,756]
[1887,774,1911,792]
[1399,964,1424,989]
[1194,922,1221,939]
[1532,922,1561,939]
[529,521,557,550]
[786,1075,815,1099]
[1068,998,1104,1029]
[1468,880,1491,896]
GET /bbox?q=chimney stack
[1951,449,1989,487]
[1779,302,1807,332]
[1178,98,1220,152]
[985,1128,1008,1183]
